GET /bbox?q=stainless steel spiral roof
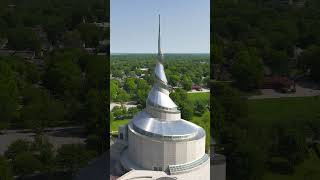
[147,87,177,109]
[130,111,203,140]
[155,62,167,83]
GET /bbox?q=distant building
[0,49,15,57]
[262,76,295,92]
[93,22,110,29]
[192,85,202,91]
[13,50,35,60]
[139,68,149,71]
[0,38,8,49]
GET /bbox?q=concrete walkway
[110,101,137,110]
[0,127,86,154]
[249,85,320,99]
[187,88,210,93]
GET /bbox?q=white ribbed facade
[128,123,206,170]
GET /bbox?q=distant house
[99,40,109,46]
[263,66,272,76]
[93,22,109,29]
[292,46,303,61]
[286,0,307,7]
[0,49,15,57]
[262,76,295,92]
[84,47,96,54]
[139,68,149,71]
[192,85,202,91]
[7,4,16,8]
[0,39,8,49]
[13,50,35,60]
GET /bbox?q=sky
[110,0,210,54]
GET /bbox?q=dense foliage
[0,0,108,179]
[212,1,320,180]
[213,0,320,89]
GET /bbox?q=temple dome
[130,110,203,140]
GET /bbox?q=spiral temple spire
[158,14,162,62]
[145,14,178,112]
[154,14,167,86]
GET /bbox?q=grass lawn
[248,96,320,180]
[187,92,210,102]
[248,96,320,126]
[263,150,320,180]
[110,119,129,132]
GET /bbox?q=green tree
[13,152,42,176]
[0,156,14,180]
[181,76,192,91]
[83,89,107,135]
[231,50,263,90]
[32,135,55,172]
[7,27,40,52]
[0,61,19,130]
[21,88,64,134]
[117,89,130,102]
[123,78,136,94]
[127,107,139,118]
[112,106,126,119]
[110,80,120,101]
[266,49,289,75]
[45,57,82,97]
[5,140,31,160]
[83,55,108,89]
[194,100,207,116]
[168,74,180,87]
[229,142,266,180]
[63,30,82,48]
[298,46,320,81]
[170,89,193,120]
[77,23,102,47]
[135,79,151,106]
[56,144,96,172]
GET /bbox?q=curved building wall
[128,124,205,171]
[146,105,180,120]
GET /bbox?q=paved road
[110,101,137,110]
[0,127,86,154]
[74,152,109,180]
[249,85,320,99]
[187,89,210,93]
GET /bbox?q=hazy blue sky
[111,0,210,54]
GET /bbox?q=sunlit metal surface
[147,87,177,109]
[130,110,203,140]
[155,62,167,83]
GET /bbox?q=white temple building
[116,15,210,180]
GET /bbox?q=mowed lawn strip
[248,96,320,126]
[110,119,129,132]
[248,96,320,180]
[188,92,210,102]
[262,150,320,180]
